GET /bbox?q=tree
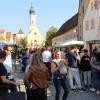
[45,26,58,46]
[16,37,27,48]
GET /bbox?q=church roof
[56,13,78,36]
[18,29,24,34]
[29,4,35,15]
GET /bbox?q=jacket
[24,66,49,89]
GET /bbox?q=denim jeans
[53,74,69,100]
[83,70,91,86]
[12,59,17,70]
[69,68,82,89]
[92,68,100,91]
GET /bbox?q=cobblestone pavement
[14,68,100,100]
[47,84,100,100]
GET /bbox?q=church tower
[27,4,43,48]
[29,4,36,28]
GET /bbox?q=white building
[83,0,100,51]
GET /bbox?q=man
[42,47,52,78]
[11,45,18,71]
[3,45,17,92]
[66,47,83,91]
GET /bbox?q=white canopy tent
[61,40,85,46]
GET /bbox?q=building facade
[83,0,100,54]
[27,4,43,48]
[17,29,24,39]
[78,0,90,41]
[0,29,16,44]
[0,29,5,42]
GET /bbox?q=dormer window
[91,2,94,11]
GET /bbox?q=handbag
[59,65,67,74]
[52,61,61,77]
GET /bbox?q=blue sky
[0,0,79,38]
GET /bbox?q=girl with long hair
[24,52,49,100]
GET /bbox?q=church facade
[27,5,43,48]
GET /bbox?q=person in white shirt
[3,45,17,92]
[42,47,52,78]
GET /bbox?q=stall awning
[61,40,85,46]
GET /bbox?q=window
[85,20,89,30]
[80,36,82,40]
[81,0,82,3]
[82,6,84,14]
[91,19,95,29]
[34,32,36,35]
[91,2,94,11]
[99,17,100,29]
[80,25,81,29]
[34,40,37,42]
[32,20,34,24]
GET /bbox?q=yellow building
[27,4,43,48]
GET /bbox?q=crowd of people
[0,44,100,100]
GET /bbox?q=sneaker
[96,91,100,95]
[90,88,96,92]
[71,86,76,90]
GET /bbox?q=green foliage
[45,26,57,46]
[16,37,27,48]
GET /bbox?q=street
[14,67,100,100]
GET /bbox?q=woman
[24,52,49,100]
[90,49,100,95]
[0,50,19,99]
[51,51,69,100]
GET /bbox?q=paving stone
[15,67,100,100]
